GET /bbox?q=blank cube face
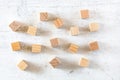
[70,27,80,36]
[80,58,89,67]
[32,44,41,53]
[27,26,37,36]
[11,41,21,51]
[54,18,63,28]
[80,10,89,19]
[49,58,60,68]
[89,41,99,51]
[40,12,48,21]
[17,60,28,70]
[50,38,59,47]
[68,43,79,53]
[9,21,21,31]
[89,22,99,32]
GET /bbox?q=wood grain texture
[0,0,120,80]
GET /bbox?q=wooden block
[27,26,37,36]
[89,41,99,51]
[70,27,80,36]
[53,18,63,28]
[11,41,21,51]
[17,60,28,70]
[32,44,41,53]
[68,43,79,53]
[49,57,61,68]
[80,10,89,19]
[9,21,22,31]
[40,12,48,21]
[80,58,89,67]
[89,22,99,32]
[50,38,59,47]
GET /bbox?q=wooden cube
[9,21,22,31]
[89,22,99,32]
[89,41,99,51]
[27,26,37,36]
[70,27,80,36]
[17,60,28,70]
[53,18,63,28]
[49,57,61,68]
[11,41,21,51]
[32,44,41,53]
[40,12,48,21]
[68,43,79,53]
[80,10,89,19]
[50,38,59,47]
[80,58,89,67]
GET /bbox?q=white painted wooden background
[0,0,120,80]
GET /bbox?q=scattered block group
[9,10,102,70]
[17,60,28,70]
[68,43,79,53]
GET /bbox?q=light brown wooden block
[50,38,59,47]
[89,22,99,32]
[11,41,21,51]
[40,12,48,21]
[80,58,89,67]
[68,43,79,53]
[17,60,28,70]
[53,18,63,28]
[9,21,22,31]
[32,44,41,53]
[70,27,80,36]
[27,26,37,36]
[80,10,89,19]
[49,57,61,68]
[89,41,99,51]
